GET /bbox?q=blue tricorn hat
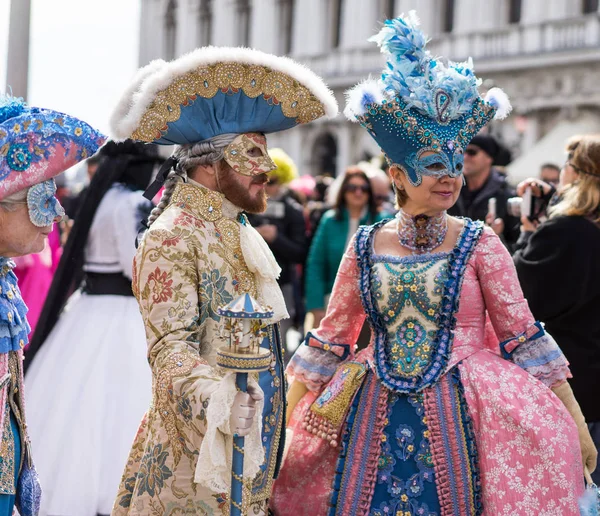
[344,12,511,187]
[110,47,338,145]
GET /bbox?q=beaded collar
[170,181,242,222]
[396,209,448,254]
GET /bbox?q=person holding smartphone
[514,134,600,483]
[448,134,521,251]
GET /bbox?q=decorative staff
[216,293,273,516]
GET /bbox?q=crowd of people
[0,10,598,516]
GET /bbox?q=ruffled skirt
[271,350,583,516]
[25,292,151,515]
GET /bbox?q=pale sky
[1,0,141,135]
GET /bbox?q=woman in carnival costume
[107,46,337,514]
[24,140,162,516]
[0,95,105,515]
[271,12,595,516]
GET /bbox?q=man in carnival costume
[108,47,337,514]
[0,95,105,515]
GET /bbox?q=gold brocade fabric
[131,62,327,142]
[112,182,284,516]
[0,352,27,495]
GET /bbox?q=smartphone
[487,197,497,220]
[522,187,532,218]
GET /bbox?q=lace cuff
[194,373,265,492]
[500,321,571,388]
[287,345,343,392]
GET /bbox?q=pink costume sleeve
[475,227,571,387]
[287,236,366,391]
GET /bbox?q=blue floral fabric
[0,259,29,354]
[370,392,440,516]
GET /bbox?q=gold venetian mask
[223,133,276,177]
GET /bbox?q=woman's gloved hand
[552,381,598,473]
[229,383,264,437]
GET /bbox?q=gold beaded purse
[302,361,367,447]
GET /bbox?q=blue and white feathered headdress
[344,11,511,186]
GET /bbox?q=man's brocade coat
[112,182,286,516]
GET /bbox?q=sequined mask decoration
[223,133,276,177]
[26,179,64,227]
[396,210,448,254]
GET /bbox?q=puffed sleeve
[474,227,571,387]
[134,223,264,491]
[112,190,151,280]
[288,235,366,391]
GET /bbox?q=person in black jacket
[247,148,307,346]
[514,134,600,483]
[448,134,520,250]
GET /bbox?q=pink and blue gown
[272,220,583,516]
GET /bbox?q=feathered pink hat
[0,95,106,200]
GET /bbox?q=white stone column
[291,0,328,56]
[139,0,166,64]
[340,0,379,49]
[453,0,475,33]
[251,0,277,52]
[5,0,31,99]
[213,0,237,46]
[177,0,199,55]
[336,122,351,176]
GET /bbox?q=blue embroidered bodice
[0,258,29,354]
[355,219,483,393]
[372,253,449,381]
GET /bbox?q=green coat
[305,208,384,311]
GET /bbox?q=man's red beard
[217,161,268,213]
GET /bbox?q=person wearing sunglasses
[448,134,521,251]
[515,134,600,483]
[303,168,381,329]
[272,13,590,515]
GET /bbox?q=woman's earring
[462,175,466,186]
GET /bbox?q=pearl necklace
[396,210,448,254]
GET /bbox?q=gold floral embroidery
[154,351,207,466]
[170,183,258,299]
[171,184,224,222]
[131,62,327,142]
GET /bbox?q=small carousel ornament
[216,293,273,516]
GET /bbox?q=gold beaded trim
[131,62,327,142]
[171,182,224,222]
[216,348,272,372]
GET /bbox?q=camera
[506,187,550,220]
[506,187,532,218]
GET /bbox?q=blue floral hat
[0,95,106,200]
[344,12,511,186]
[110,46,338,145]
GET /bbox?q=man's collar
[170,180,242,221]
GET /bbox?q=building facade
[138,0,600,179]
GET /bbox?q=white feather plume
[484,87,512,120]
[109,59,167,141]
[343,78,386,121]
